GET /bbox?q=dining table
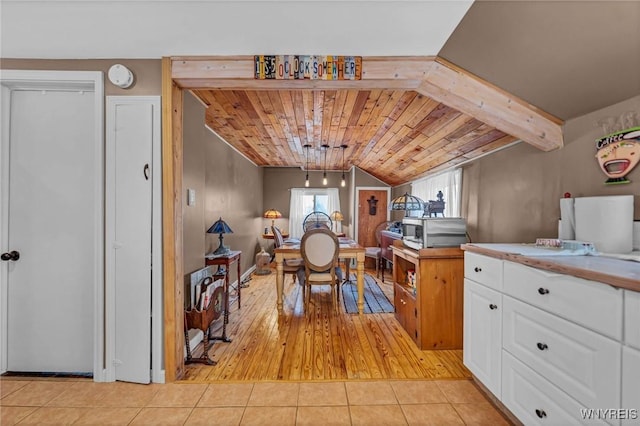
[274,237,366,314]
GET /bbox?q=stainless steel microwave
[401,217,467,250]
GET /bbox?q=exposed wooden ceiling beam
[172,56,431,90]
[418,58,563,151]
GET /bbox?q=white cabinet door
[624,290,640,350]
[622,347,640,425]
[463,278,502,398]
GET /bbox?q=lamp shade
[330,211,344,222]
[207,217,233,234]
[263,209,282,220]
[207,217,233,255]
[390,192,425,217]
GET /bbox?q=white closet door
[6,89,96,373]
[106,97,158,384]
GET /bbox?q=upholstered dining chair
[272,225,304,285]
[300,227,340,311]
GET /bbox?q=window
[302,193,329,216]
[411,168,462,217]
[289,188,340,238]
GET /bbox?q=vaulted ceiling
[193,88,517,186]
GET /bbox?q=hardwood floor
[181,268,470,382]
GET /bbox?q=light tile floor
[1,378,512,425]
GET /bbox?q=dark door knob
[474,267,482,272]
[1,250,20,261]
[538,287,550,295]
[489,304,498,310]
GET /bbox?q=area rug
[341,273,394,314]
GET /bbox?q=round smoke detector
[108,64,134,89]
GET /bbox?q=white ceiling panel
[0,1,473,59]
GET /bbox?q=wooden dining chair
[300,227,340,311]
[272,225,304,285]
[364,221,392,280]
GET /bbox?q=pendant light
[303,144,311,187]
[321,144,329,185]
[340,144,347,187]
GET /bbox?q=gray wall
[182,91,264,277]
[461,95,640,243]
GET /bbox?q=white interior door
[4,88,97,373]
[106,97,159,384]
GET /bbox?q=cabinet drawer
[503,296,621,410]
[624,290,640,349]
[503,261,622,339]
[502,351,609,426]
[464,252,503,291]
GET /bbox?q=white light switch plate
[187,188,196,206]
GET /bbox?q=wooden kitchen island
[391,241,464,350]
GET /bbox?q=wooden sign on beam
[254,55,362,80]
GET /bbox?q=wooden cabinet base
[392,242,464,350]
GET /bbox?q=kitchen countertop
[461,243,640,292]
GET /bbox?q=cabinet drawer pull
[538,287,550,295]
[536,342,549,351]
[474,267,482,272]
[489,304,497,310]
[535,409,547,418]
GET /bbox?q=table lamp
[390,192,425,217]
[330,210,344,233]
[263,209,282,229]
[207,217,233,255]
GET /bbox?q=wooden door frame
[161,55,563,381]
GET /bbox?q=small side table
[262,231,289,239]
[205,250,242,343]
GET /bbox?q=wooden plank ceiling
[192,88,518,186]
